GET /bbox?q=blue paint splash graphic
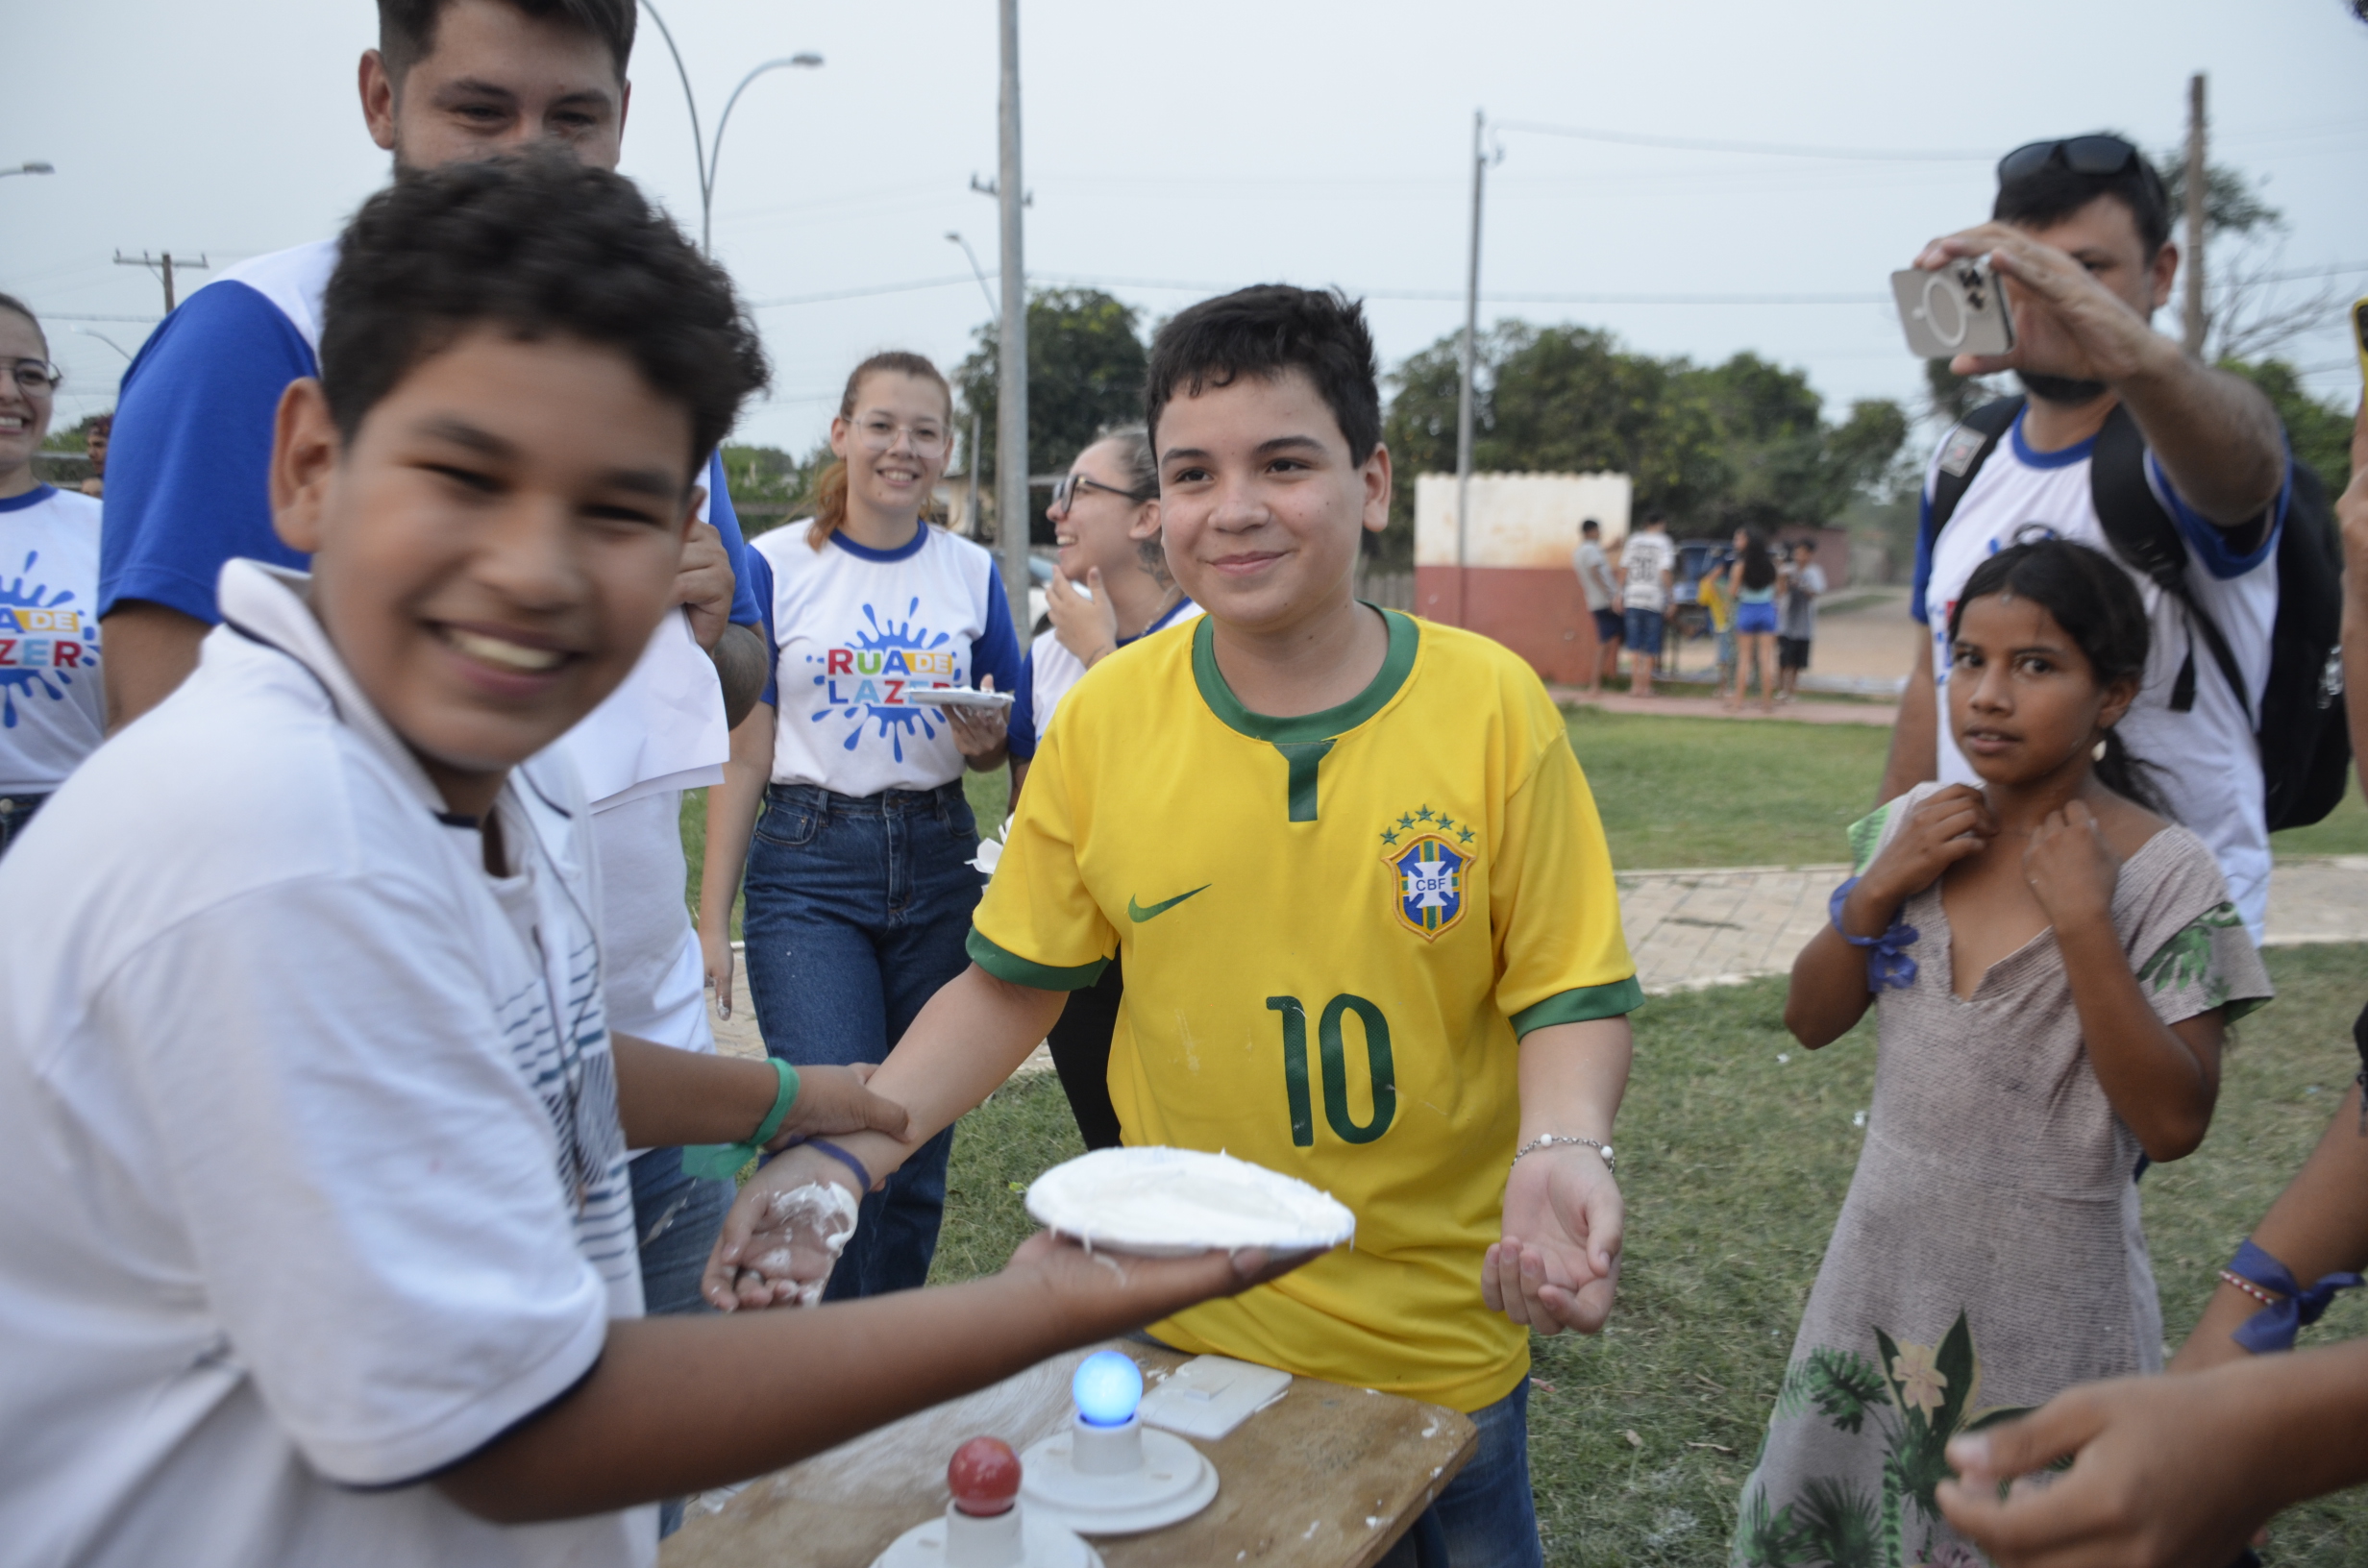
[803,598,958,764]
[0,550,91,729]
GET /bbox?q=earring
[2092,738,2109,761]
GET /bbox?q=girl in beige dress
[1733,540,2272,1568]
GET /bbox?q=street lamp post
[947,233,999,542]
[1,161,55,179]
[636,2,820,254]
[992,0,1031,638]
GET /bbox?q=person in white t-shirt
[698,352,1023,1302]
[1877,135,2289,941]
[0,154,1284,1568]
[1571,517,1620,696]
[1007,424,1200,1150]
[1618,509,1676,697]
[0,295,104,855]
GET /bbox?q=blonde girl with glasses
[0,294,105,857]
[1011,425,1200,1150]
[698,351,1023,1299]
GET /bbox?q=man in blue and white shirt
[1879,135,2289,942]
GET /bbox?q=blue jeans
[740,780,982,1301]
[0,792,49,859]
[1378,1378,1540,1568]
[629,1144,734,1538]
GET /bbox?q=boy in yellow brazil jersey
[708,285,1640,1566]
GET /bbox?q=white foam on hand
[740,1181,859,1309]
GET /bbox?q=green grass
[928,946,2368,1564]
[2270,772,2368,859]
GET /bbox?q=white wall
[1413,472,1635,570]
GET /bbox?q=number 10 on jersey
[1267,994,1396,1146]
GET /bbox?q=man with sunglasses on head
[1876,134,2289,942]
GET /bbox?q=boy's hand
[945,674,1009,762]
[1488,1145,1620,1335]
[1000,1231,1316,1341]
[2024,799,2121,931]
[704,1142,872,1310]
[768,1063,910,1149]
[1912,222,2165,387]
[1855,783,1995,931]
[1936,1370,2277,1568]
[677,519,736,651]
[1047,568,1120,668]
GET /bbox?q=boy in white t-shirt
[0,156,1295,1568]
[1618,509,1676,697]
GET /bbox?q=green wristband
[680,1059,800,1182]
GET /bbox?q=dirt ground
[1661,584,1921,694]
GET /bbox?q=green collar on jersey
[1190,604,1418,745]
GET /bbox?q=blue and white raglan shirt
[1,484,105,794]
[102,239,764,1061]
[1913,406,2287,940]
[0,560,650,1568]
[1006,594,1199,762]
[748,519,1022,795]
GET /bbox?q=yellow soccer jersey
[969,608,1640,1411]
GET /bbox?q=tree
[955,288,1148,544]
[2221,358,2353,495]
[720,440,831,537]
[2151,150,2340,363]
[1377,322,1909,566]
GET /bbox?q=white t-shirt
[1006,594,1200,763]
[593,788,713,1062]
[1621,530,1676,613]
[1572,540,1614,611]
[750,520,1023,796]
[0,484,106,794]
[1914,406,2282,941]
[0,560,652,1568]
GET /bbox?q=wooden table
[662,1342,1478,1568]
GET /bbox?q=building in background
[1413,471,1631,685]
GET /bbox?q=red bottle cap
[948,1436,1022,1517]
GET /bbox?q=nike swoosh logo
[1127,885,1211,922]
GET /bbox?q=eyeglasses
[851,415,950,455]
[1049,472,1149,514]
[8,359,62,395]
[1997,135,2140,184]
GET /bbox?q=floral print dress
[1732,783,2273,1568]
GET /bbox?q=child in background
[711,285,1641,1568]
[697,351,1021,1301]
[0,295,104,856]
[1733,539,2270,1568]
[0,157,1290,1568]
[1696,540,1737,702]
[1725,527,1779,715]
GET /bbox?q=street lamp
[946,233,999,539]
[637,2,821,254]
[2,161,55,179]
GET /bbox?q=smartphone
[1892,258,2015,359]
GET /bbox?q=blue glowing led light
[1072,1351,1144,1427]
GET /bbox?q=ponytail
[805,350,953,551]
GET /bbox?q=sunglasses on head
[1997,135,2140,184]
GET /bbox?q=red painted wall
[1414,565,1600,686]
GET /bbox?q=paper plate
[904,687,1014,711]
[1025,1147,1356,1258]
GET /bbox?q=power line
[1492,120,1993,162]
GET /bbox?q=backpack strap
[1920,396,2027,554]
[2090,405,2253,724]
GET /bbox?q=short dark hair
[378,0,634,85]
[1993,135,2172,257]
[1947,537,2161,809]
[319,150,768,475]
[1145,285,1381,465]
[1581,518,1601,534]
[1643,508,1667,527]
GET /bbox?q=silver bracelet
[1512,1133,1615,1174]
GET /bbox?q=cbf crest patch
[1387,835,1468,940]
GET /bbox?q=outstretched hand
[704,1142,872,1310]
[1001,1230,1318,1341]
[1486,1144,1621,1335]
[1912,222,2163,387]
[1937,1370,2278,1568]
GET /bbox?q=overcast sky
[9,0,2367,461]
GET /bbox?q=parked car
[1665,538,1729,644]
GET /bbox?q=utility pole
[994,0,1031,635]
[2183,72,2208,357]
[1454,110,1487,630]
[115,251,207,314]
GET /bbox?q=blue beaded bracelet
[2223,1237,2363,1354]
[1828,876,1919,992]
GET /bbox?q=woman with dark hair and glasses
[0,294,105,857]
[1004,425,1199,1148]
